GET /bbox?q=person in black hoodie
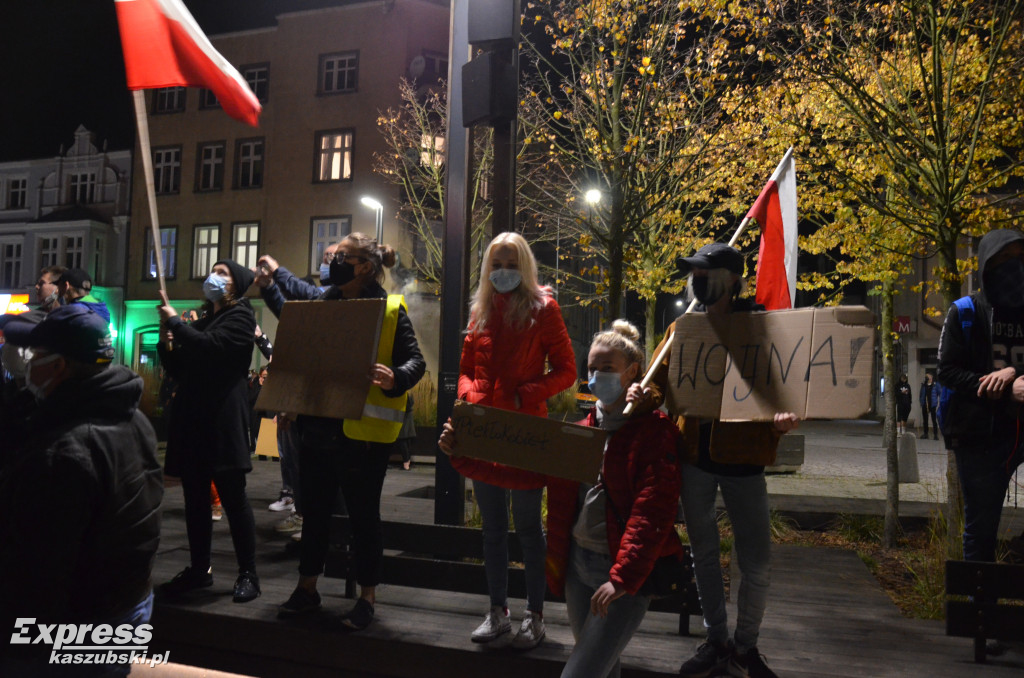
[0,304,162,676]
[157,259,262,602]
[938,229,1024,562]
[255,232,425,630]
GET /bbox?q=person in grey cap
[0,304,163,676]
[630,243,798,678]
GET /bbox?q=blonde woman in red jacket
[441,231,575,649]
[546,320,682,678]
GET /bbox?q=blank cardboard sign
[255,299,385,419]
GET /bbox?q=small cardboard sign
[665,306,875,421]
[255,418,278,457]
[450,401,607,484]
[255,299,385,419]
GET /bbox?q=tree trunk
[936,234,965,558]
[882,279,900,548]
[645,297,657,363]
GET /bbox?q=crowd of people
[2,229,1023,677]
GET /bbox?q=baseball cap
[676,243,745,276]
[58,268,92,290]
[2,304,114,364]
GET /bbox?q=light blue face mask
[588,370,624,406]
[203,273,229,302]
[489,268,522,294]
[319,263,331,284]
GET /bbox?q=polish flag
[114,0,261,127]
[749,149,798,310]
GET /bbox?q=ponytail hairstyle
[343,232,397,285]
[591,320,645,379]
[469,232,544,334]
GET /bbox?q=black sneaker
[679,640,732,677]
[340,598,374,631]
[233,572,261,603]
[161,566,213,597]
[727,647,778,678]
[278,587,322,618]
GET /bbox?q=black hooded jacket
[937,229,1024,449]
[0,366,163,634]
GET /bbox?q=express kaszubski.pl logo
[10,618,170,667]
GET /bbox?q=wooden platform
[142,459,1024,678]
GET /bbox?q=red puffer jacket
[451,290,576,489]
[545,408,683,597]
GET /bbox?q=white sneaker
[510,611,545,649]
[269,495,294,512]
[470,606,511,644]
[275,512,303,533]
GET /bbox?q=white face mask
[489,268,522,293]
[25,352,61,401]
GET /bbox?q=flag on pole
[749,148,798,310]
[114,0,261,126]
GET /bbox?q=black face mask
[985,258,1024,308]
[329,259,356,287]
[693,276,721,306]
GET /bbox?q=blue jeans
[562,543,650,678]
[473,480,546,612]
[680,465,771,653]
[955,441,1023,561]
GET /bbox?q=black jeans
[922,407,938,438]
[297,419,390,585]
[181,468,257,574]
[955,441,1024,561]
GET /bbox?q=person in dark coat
[896,374,913,435]
[919,373,939,440]
[157,259,261,603]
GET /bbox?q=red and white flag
[114,0,261,127]
[749,148,798,310]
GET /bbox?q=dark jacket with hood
[0,366,162,639]
[937,229,1024,449]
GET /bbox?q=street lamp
[584,188,602,205]
[360,196,383,243]
[663,298,684,332]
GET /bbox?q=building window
[423,51,449,80]
[315,130,353,182]
[196,142,225,191]
[153,147,181,194]
[310,216,351,273]
[1,242,22,288]
[70,172,96,204]
[199,88,220,110]
[243,64,269,102]
[153,87,186,113]
[144,227,177,280]
[6,178,27,209]
[93,236,105,283]
[232,223,260,269]
[192,225,220,278]
[319,52,358,94]
[235,138,264,189]
[420,133,445,168]
[63,235,84,269]
[39,237,59,268]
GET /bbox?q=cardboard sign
[255,418,278,457]
[665,306,875,421]
[450,401,607,484]
[255,299,385,419]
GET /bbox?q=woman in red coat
[546,320,682,678]
[443,231,575,649]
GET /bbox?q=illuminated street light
[584,188,602,205]
[360,196,384,242]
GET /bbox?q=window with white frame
[39,237,59,268]
[232,222,259,268]
[315,130,353,182]
[243,64,269,102]
[199,88,220,110]
[153,147,181,194]
[235,139,264,189]
[1,242,22,288]
[7,178,27,209]
[144,227,177,279]
[63,235,84,269]
[310,216,351,273]
[420,133,445,168]
[70,172,96,204]
[423,51,449,79]
[93,236,105,283]
[153,87,186,113]
[196,142,225,191]
[319,52,358,94]
[192,225,220,278]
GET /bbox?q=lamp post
[360,196,383,243]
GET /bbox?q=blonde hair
[591,320,645,376]
[469,232,544,333]
[343,232,397,285]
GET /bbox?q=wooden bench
[324,515,702,635]
[945,559,1024,662]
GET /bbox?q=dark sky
[0,0,363,162]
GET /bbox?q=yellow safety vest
[343,295,409,443]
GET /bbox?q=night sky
[0,0,365,162]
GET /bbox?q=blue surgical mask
[203,273,229,302]
[489,268,522,294]
[319,263,331,284]
[588,370,624,406]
